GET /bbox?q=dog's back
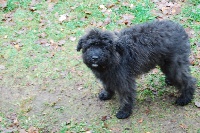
[116,20,190,74]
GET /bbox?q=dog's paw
[99,90,113,100]
[116,110,132,119]
[175,96,192,106]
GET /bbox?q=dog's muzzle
[91,56,99,68]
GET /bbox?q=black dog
[77,20,196,119]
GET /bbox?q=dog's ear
[77,38,83,52]
[77,29,98,52]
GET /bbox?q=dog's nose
[92,56,99,61]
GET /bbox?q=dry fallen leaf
[70,5,78,10]
[84,10,92,15]
[180,124,188,129]
[58,40,66,46]
[138,118,143,123]
[145,108,150,115]
[172,7,181,15]
[118,14,135,26]
[29,6,37,12]
[101,115,111,121]
[4,35,7,39]
[19,129,27,133]
[77,86,83,91]
[196,55,200,59]
[69,36,76,41]
[99,5,106,9]
[110,127,121,132]
[38,32,47,38]
[104,17,111,25]
[96,21,104,27]
[13,118,19,125]
[130,4,135,8]
[14,44,20,51]
[36,39,48,45]
[0,65,5,70]
[99,4,108,13]
[28,126,39,133]
[104,9,112,15]
[106,3,115,8]
[85,131,92,133]
[189,54,196,65]
[161,7,171,15]
[48,0,58,3]
[185,27,195,38]
[59,15,66,22]
[47,3,55,11]
[153,1,182,19]
[195,101,200,108]
[59,14,68,22]
[122,2,129,7]
[0,0,7,8]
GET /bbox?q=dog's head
[77,29,121,71]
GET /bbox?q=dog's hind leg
[160,55,196,106]
[160,60,174,86]
[173,63,196,106]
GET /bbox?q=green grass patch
[5,0,32,11]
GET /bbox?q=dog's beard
[92,63,98,67]
[82,50,115,71]
[86,61,108,71]
[90,63,106,69]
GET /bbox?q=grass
[60,121,112,133]
[0,0,155,87]
[5,0,31,11]
[0,0,200,132]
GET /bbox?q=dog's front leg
[99,84,115,100]
[116,80,136,119]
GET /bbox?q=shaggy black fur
[77,20,196,119]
